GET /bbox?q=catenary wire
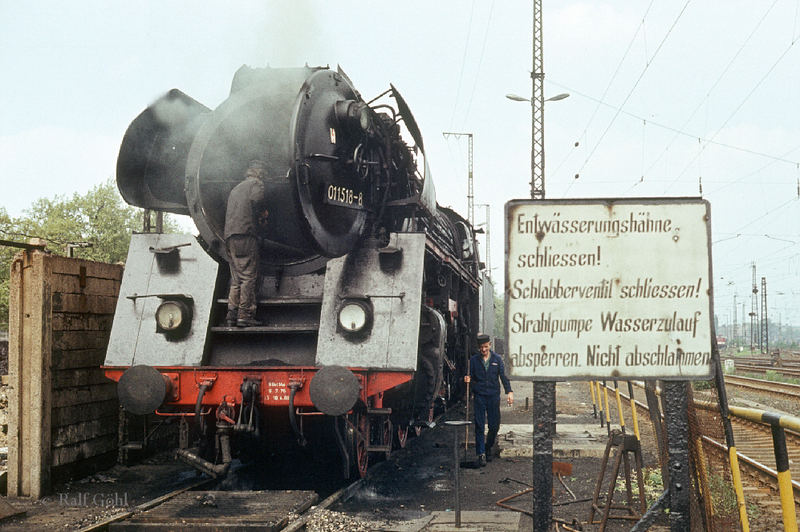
[548,80,800,168]
[448,0,477,129]
[463,0,496,124]
[573,1,692,184]
[643,0,780,181]
[664,37,798,192]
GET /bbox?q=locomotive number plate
[324,184,365,210]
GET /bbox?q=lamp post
[506,87,570,530]
[505,92,569,199]
[505,4,570,526]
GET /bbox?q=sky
[1,1,799,329]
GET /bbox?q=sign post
[505,197,714,530]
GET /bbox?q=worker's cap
[476,334,491,345]
[245,159,268,178]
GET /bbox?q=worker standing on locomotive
[224,159,269,327]
[464,334,513,466]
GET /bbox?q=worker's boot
[236,313,263,327]
[225,309,237,327]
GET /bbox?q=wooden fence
[7,250,122,498]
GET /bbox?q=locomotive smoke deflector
[117,89,210,215]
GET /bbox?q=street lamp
[505,92,569,198]
[505,92,569,103]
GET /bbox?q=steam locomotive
[103,65,492,478]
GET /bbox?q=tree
[0,208,16,331]
[0,179,180,329]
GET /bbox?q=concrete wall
[7,250,122,497]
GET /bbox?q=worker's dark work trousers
[226,235,260,319]
[473,393,500,456]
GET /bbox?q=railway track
[76,475,363,531]
[604,382,800,509]
[733,364,800,379]
[723,374,800,403]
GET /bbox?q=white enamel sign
[505,198,714,380]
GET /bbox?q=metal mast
[741,302,746,346]
[732,294,737,347]
[442,132,474,227]
[750,263,758,351]
[478,204,490,278]
[530,1,555,530]
[760,277,768,354]
[531,0,545,199]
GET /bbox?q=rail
[723,374,800,400]
[594,380,800,532]
[727,405,799,531]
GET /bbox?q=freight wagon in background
[103,65,492,479]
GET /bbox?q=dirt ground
[0,454,203,531]
[335,381,668,531]
[0,379,791,531]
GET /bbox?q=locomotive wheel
[382,418,392,459]
[414,406,434,437]
[355,413,369,478]
[395,424,409,449]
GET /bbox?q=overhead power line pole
[529,1,556,531]
[531,0,545,199]
[750,263,758,352]
[732,294,737,347]
[476,204,491,278]
[760,277,768,354]
[442,132,474,227]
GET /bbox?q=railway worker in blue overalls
[464,334,514,466]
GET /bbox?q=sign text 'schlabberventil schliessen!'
[505,198,714,380]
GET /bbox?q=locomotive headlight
[337,299,372,335]
[155,298,192,337]
[334,100,371,132]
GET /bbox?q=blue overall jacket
[469,351,512,397]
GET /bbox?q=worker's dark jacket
[469,351,512,396]
[224,177,266,239]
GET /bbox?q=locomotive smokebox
[117,365,170,415]
[117,66,384,275]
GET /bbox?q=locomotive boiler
[103,65,489,478]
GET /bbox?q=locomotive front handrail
[148,243,191,254]
[340,292,406,300]
[126,293,194,301]
[306,153,340,161]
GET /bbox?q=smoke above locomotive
[117,64,441,274]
